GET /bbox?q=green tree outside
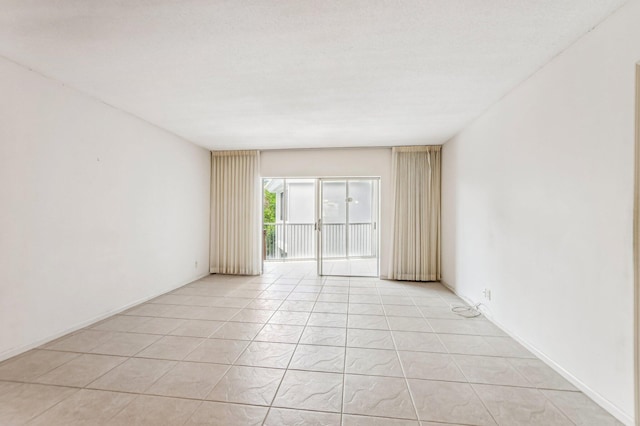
[263,190,276,258]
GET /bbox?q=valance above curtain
[389,145,442,281]
[210,150,261,275]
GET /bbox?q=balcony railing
[263,222,377,261]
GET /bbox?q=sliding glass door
[318,178,379,277]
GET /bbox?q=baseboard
[440,280,634,426]
[0,272,210,364]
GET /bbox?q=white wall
[0,57,211,361]
[261,148,392,277]
[442,1,639,423]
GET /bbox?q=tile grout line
[384,283,422,422]
[261,272,324,425]
[339,277,351,425]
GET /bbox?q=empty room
[0,0,638,425]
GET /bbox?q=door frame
[634,62,639,426]
[317,177,381,278]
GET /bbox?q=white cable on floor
[450,302,483,318]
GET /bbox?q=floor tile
[43,330,114,352]
[349,295,381,304]
[0,381,22,398]
[0,350,79,381]
[207,366,284,405]
[393,331,447,353]
[473,383,572,425]
[235,341,296,368]
[268,311,310,325]
[307,312,347,327]
[345,347,403,377]
[286,292,318,302]
[299,326,346,347]
[150,294,194,305]
[135,335,204,360]
[208,297,252,308]
[348,303,385,315]
[29,389,135,426]
[541,389,623,426]
[508,358,577,390]
[211,322,264,340]
[168,319,224,338]
[343,374,416,419]
[90,332,160,356]
[88,357,176,393]
[0,383,77,425]
[419,306,476,320]
[278,301,315,312]
[259,291,290,301]
[348,314,389,330]
[438,334,499,356]
[408,379,495,425]
[159,304,208,320]
[412,297,450,308]
[483,336,534,358]
[273,370,343,412]
[289,344,345,373]
[343,414,420,425]
[387,316,432,332]
[34,354,126,387]
[321,286,349,294]
[197,307,241,321]
[147,361,228,399]
[92,315,151,332]
[2,267,619,426]
[317,293,349,303]
[294,285,322,293]
[231,309,275,323]
[384,305,423,317]
[347,328,395,349]
[452,354,531,387]
[382,296,415,305]
[184,401,268,426]
[255,324,304,343]
[124,303,173,318]
[313,302,348,314]
[427,319,506,337]
[245,299,283,310]
[185,339,249,364]
[107,394,200,425]
[131,317,187,335]
[264,407,341,425]
[398,351,466,382]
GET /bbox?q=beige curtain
[389,145,441,281]
[210,150,261,275]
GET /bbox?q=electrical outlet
[195,261,198,269]
[483,288,492,301]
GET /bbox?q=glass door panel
[263,178,316,263]
[318,178,379,277]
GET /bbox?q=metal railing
[263,222,376,261]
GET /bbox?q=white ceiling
[0,1,626,150]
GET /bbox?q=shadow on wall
[441,139,458,288]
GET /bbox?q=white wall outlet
[483,288,492,301]
[195,261,198,269]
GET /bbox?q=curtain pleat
[210,150,261,275]
[389,146,441,281]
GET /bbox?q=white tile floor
[0,261,623,425]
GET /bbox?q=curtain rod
[210,144,444,153]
